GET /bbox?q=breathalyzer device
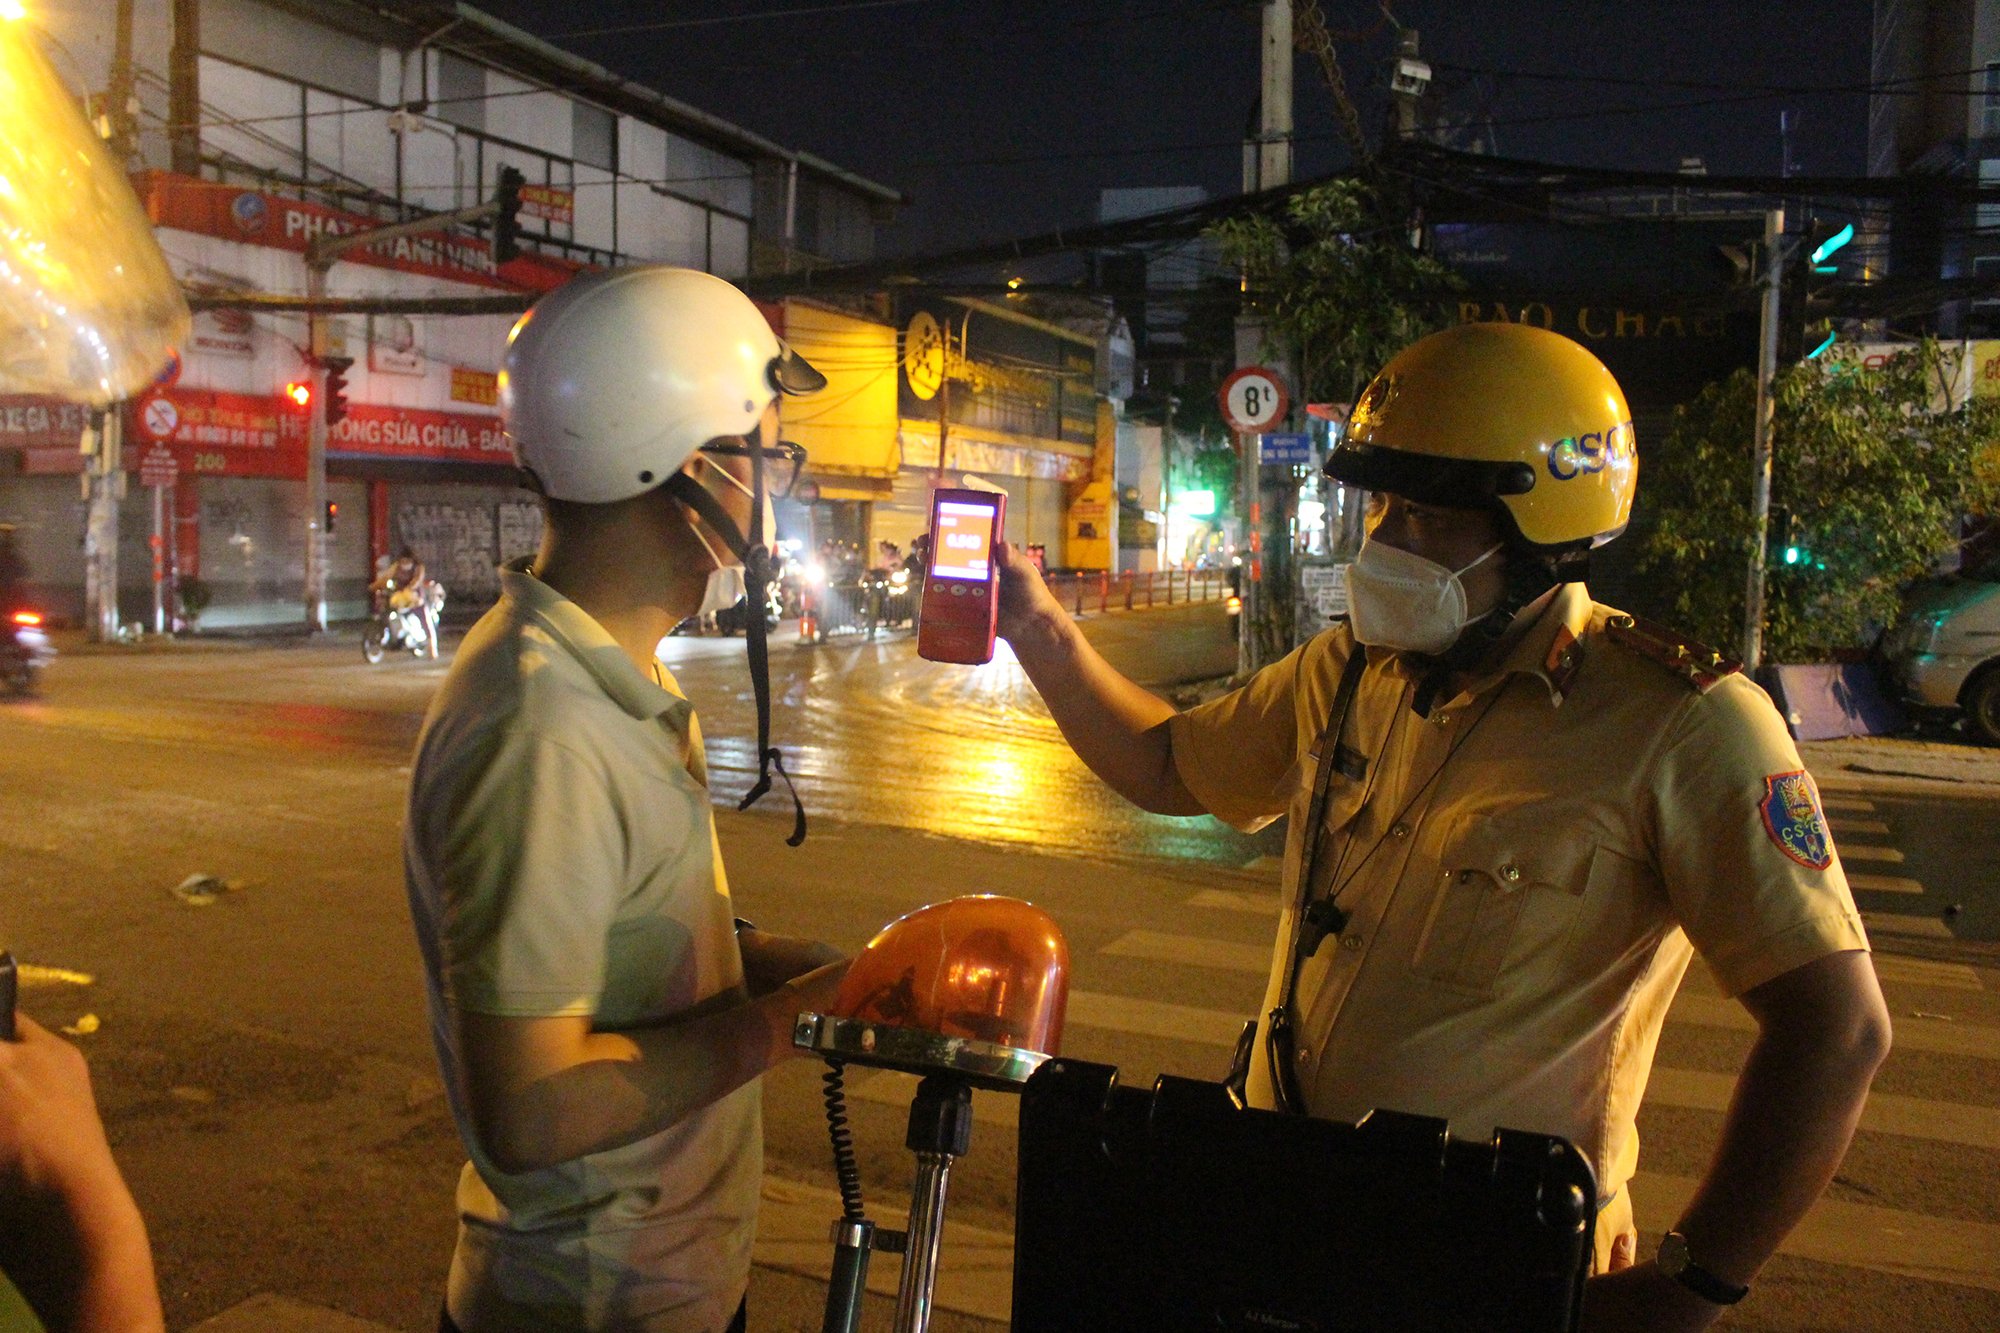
[917,488,1006,664]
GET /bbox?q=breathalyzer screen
[932,501,997,580]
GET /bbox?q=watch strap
[1660,1232,1749,1306]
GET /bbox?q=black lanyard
[1263,650,1511,1113]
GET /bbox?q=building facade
[1870,0,2000,334]
[0,0,898,628]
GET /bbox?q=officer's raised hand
[993,540,1066,647]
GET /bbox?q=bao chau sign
[134,172,584,294]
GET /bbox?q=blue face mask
[1344,536,1503,655]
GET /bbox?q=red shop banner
[329,403,513,464]
[128,386,307,478]
[134,173,585,294]
[125,388,513,476]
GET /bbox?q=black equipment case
[1012,1060,1597,1332]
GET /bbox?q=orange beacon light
[797,896,1071,1333]
[832,895,1069,1057]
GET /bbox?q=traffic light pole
[305,261,330,632]
[295,181,517,630]
[1743,206,1785,671]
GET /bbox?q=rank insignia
[1759,770,1832,870]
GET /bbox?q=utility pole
[1389,29,1430,142]
[168,0,200,176]
[1744,207,1786,670]
[1160,394,1176,569]
[934,318,951,487]
[108,0,139,164]
[1255,0,1294,193]
[1235,0,1292,675]
[82,409,123,643]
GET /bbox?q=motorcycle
[2,610,54,696]
[711,580,782,636]
[363,580,445,662]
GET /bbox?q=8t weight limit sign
[1219,367,1290,434]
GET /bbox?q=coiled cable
[822,1058,868,1223]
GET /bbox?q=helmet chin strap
[1410,549,1568,718]
[663,459,808,847]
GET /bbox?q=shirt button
[1501,864,1523,884]
[1341,934,1363,951]
[1431,711,1451,726]
[1390,822,1412,840]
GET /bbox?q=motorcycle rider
[995,323,1889,1329]
[372,545,438,658]
[403,266,846,1333]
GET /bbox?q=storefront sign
[135,172,585,293]
[192,306,255,357]
[118,388,515,475]
[449,366,499,406]
[519,183,575,226]
[331,403,512,463]
[0,395,91,449]
[368,315,425,376]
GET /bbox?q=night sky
[466,0,1876,256]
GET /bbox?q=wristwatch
[1657,1231,1749,1305]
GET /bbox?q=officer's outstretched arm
[994,541,1203,816]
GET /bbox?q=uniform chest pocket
[1410,814,1596,996]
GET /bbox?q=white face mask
[1345,536,1504,656]
[697,564,747,616]
[689,452,776,573]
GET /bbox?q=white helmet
[500,265,823,504]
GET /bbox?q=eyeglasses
[698,438,808,499]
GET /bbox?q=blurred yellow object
[833,895,1069,1055]
[0,18,187,404]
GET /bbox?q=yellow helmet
[1327,323,1636,551]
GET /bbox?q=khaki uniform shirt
[405,563,758,1333]
[1170,584,1867,1267]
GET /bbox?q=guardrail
[800,579,917,643]
[798,568,1233,646]
[1043,567,1234,616]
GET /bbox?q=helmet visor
[770,342,827,396]
[1326,442,1535,509]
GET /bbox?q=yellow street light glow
[0,16,187,401]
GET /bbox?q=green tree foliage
[1206,179,1462,403]
[1634,341,2000,660]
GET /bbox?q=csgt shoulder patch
[1760,770,1833,870]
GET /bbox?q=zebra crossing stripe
[1828,816,1891,835]
[1842,844,1907,864]
[1102,929,1269,974]
[1646,1066,2000,1149]
[1848,872,1924,894]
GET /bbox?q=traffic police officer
[996,323,1891,1331]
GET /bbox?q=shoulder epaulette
[1602,614,1741,692]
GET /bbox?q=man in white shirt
[405,267,847,1333]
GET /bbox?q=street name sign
[1258,432,1313,466]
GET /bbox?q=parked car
[1880,551,2000,744]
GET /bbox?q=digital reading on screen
[933,500,996,580]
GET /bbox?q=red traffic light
[284,380,312,409]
